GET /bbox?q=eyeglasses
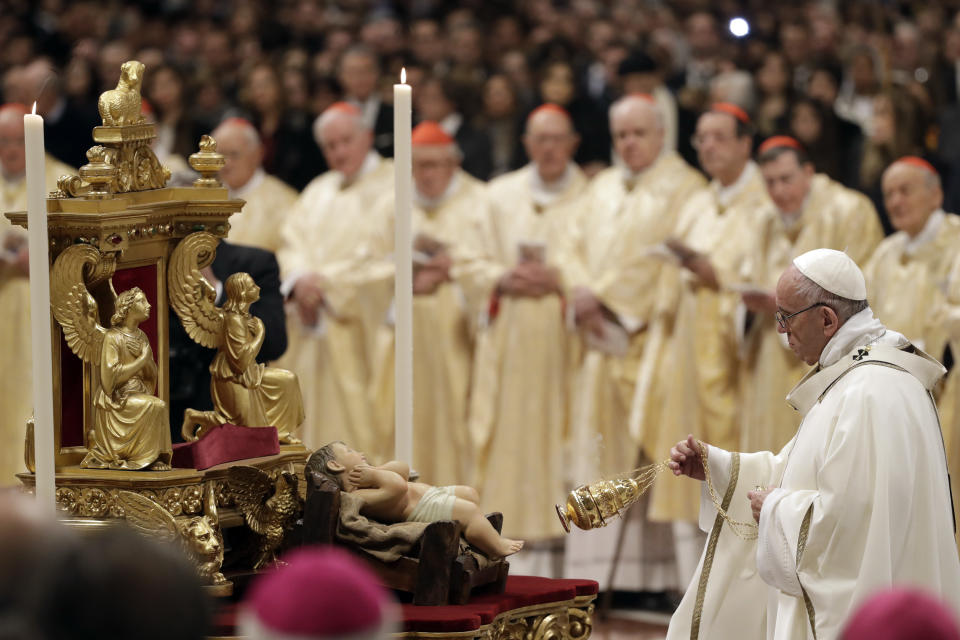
[775,302,830,330]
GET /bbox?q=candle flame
[31,102,36,115]
[401,68,406,84]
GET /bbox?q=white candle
[24,105,56,514]
[393,70,414,465]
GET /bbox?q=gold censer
[556,463,666,532]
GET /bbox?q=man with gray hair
[864,156,960,542]
[275,102,393,457]
[666,248,960,639]
[563,93,705,591]
[211,117,297,253]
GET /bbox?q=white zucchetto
[792,248,867,301]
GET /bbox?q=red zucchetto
[411,121,454,146]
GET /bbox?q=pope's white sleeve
[699,444,733,532]
[757,488,805,597]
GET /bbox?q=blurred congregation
[2,0,960,605]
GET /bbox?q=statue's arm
[100,332,149,390]
[220,313,261,373]
[378,460,411,479]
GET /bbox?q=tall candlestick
[393,70,413,465]
[24,104,56,513]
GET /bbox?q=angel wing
[50,244,109,364]
[226,465,273,535]
[117,490,179,543]
[168,231,223,348]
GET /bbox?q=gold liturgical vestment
[226,169,299,253]
[940,257,960,546]
[631,161,771,523]
[275,154,394,457]
[564,152,706,481]
[0,155,74,485]
[368,170,491,486]
[470,164,586,541]
[864,209,960,544]
[740,174,882,454]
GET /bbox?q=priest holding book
[367,121,492,486]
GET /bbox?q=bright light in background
[729,17,750,38]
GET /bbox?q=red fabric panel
[59,332,84,447]
[171,424,280,470]
[111,264,159,355]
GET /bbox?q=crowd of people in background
[2,0,960,631]
[3,0,960,217]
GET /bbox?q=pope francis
[665,248,960,640]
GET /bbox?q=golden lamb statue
[98,60,146,126]
[169,232,304,444]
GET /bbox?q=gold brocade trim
[797,505,817,640]
[690,452,740,640]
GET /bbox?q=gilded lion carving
[98,60,145,126]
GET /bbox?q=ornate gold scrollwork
[568,603,594,640]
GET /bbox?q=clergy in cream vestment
[367,122,491,486]
[864,156,960,545]
[666,249,960,640]
[565,94,706,482]
[469,104,586,544]
[0,103,74,486]
[631,104,772,527]
[740,137,882,455]
[276,103,393,457]
[562,96,705,590]
[213,118,298,254]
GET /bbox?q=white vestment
[667,309,960,640]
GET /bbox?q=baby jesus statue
[311,441,524,559]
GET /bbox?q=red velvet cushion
[171,424,280,470]
[401,576,597,632]
[213,576,600,636]
[400,604,487,632]
[551,578,600,597]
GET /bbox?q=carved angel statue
[169,233,304,444]
[226,465,301,569]
[118,490,227,586]
[51,246,172,470]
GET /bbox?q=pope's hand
[668,434,705,481]
[747,488,773,523]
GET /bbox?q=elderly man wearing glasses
[738,136,882,455]
[666,248,960,640]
